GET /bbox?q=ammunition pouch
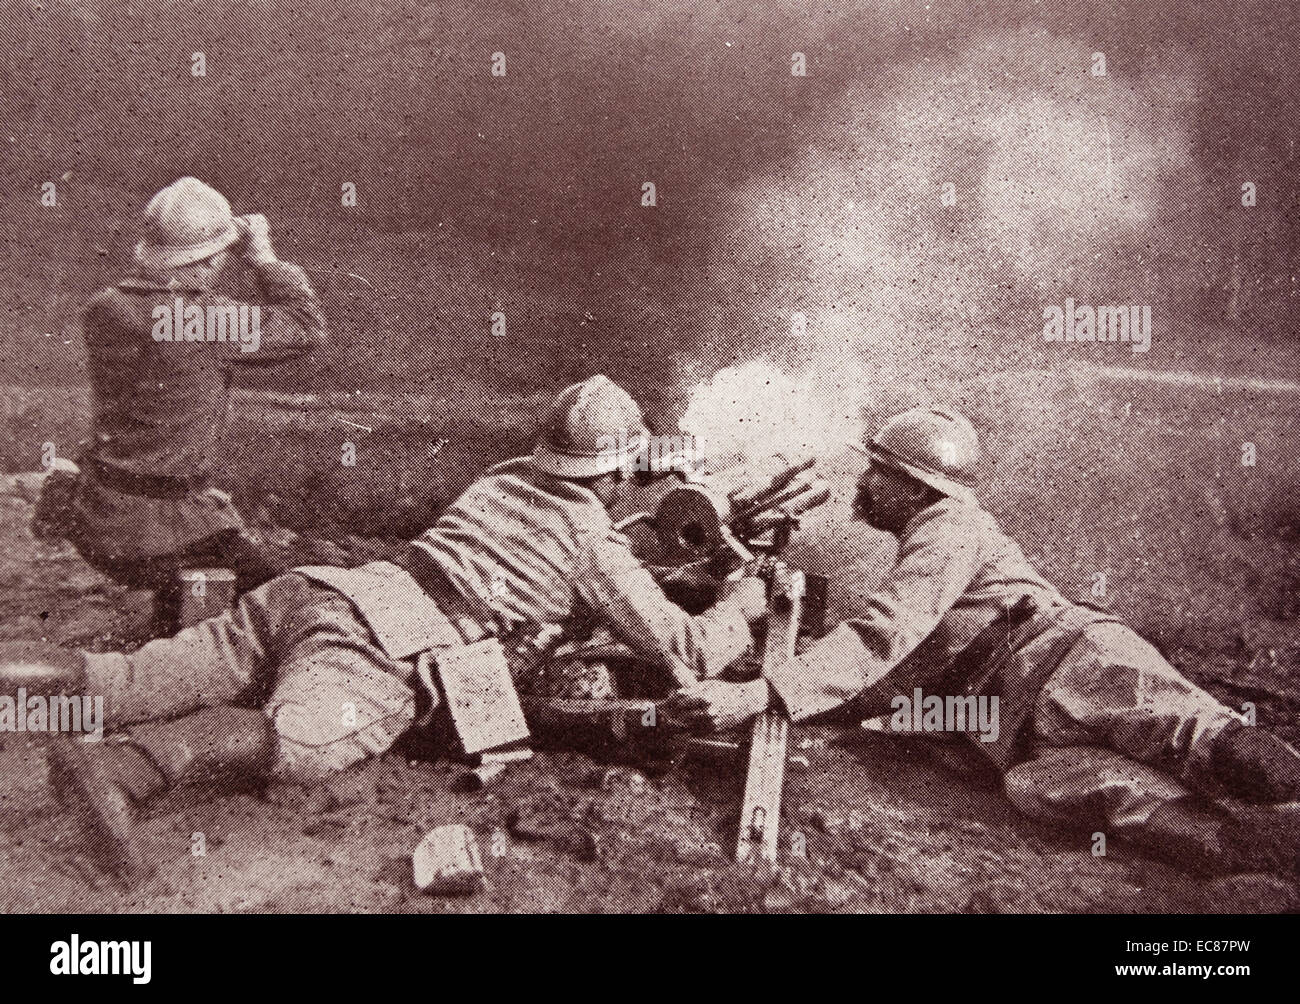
[411,636,529,756]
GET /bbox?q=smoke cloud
[678,358,867,471]
[691,28,1201,409]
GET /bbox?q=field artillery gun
[523,455,830,861]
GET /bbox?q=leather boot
[1130,797,1231,875]
[1209,721,1300,803]
[48,707,276,882]
[1133,796,1300,877]
[0,641,86,697]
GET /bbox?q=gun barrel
[736,475,828,521]
[652,461,827,566]
[729,457,816,511]
[739,483,831,538]
[781,482,831,515]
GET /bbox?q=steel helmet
[532,375,649,478]
[134,177,241,271]
[852,406,980,501]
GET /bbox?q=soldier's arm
[225,259,328,365]
[223,215,327,365]
[764,507,984,721]
[574,528,759,685]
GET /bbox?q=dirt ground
[2,361,1300,914]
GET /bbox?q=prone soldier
[1,375,766,879]
[670,406,1300,875]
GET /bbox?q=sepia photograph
[0,0,1295,961]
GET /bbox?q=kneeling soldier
[51,177,330,634]
[670,406,1300,875]
[1,375,766,879]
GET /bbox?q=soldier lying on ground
[1,375,767,880]
[668,406,1300,875]
[38,177,334,635]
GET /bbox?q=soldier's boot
[1133,796,1300,877]
[0,641,86,697]
[1130,798,1233,875]
[47,707,276,882]
[1208,721,1300,803]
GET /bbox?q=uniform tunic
[68,261,325,572]
[766,495,1244,832]
[408,458,752,683]
[83,458,754,781]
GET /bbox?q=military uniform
[66,259,326,597]
[81,458,754,781]
[44,178,329,629]
[767,494,1246,836]
[4,372,771,880]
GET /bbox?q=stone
[413,824,487,895]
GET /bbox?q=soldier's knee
[272,736,354,784]
[268,697,416,783]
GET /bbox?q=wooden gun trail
[736,567,804,864]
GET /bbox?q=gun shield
[653,485,731,564]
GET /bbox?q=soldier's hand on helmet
[235,214,276,264]
[666,678,772,733]
[715,574,767,622]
